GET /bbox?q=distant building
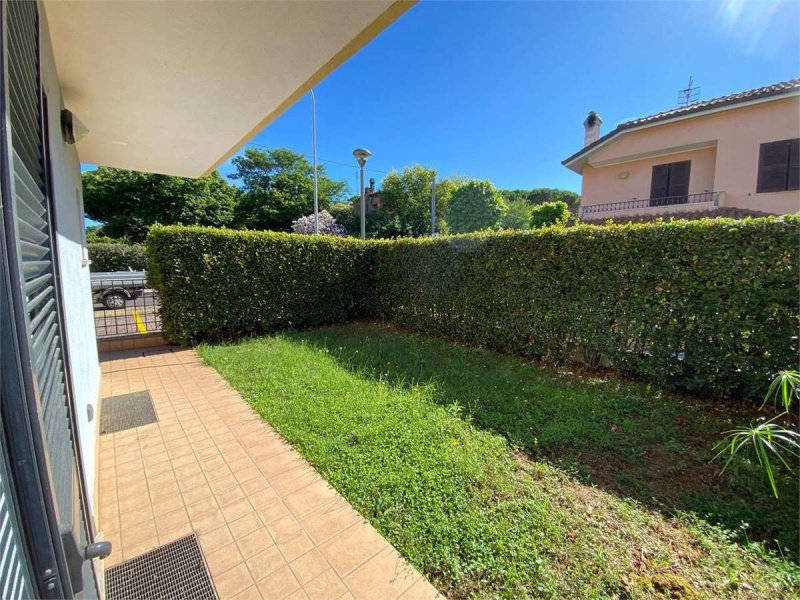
[355,177,384,213]
[563,79,800,222]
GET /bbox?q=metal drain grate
[106,534,217,600]
[100,391,158,435]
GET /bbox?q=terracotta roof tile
[563,78,800,167]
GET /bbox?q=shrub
[530,200,570,228]
[290,210,346,236]
[501,199,534,230]
[371,216,799,399]
[146,225,372,344]
[447,180,507,233]
[147,216,798,399]
[88,242,146,272]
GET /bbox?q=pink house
[563,79,800,221]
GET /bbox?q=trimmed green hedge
[372,216,799,399]
[146,217,799,398]
[146,226,372,344]
[88,242,146,272]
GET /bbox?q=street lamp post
[311,89,319,234]
[352,148,371,239]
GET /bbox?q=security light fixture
[61,108,88,144]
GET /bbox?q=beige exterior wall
[582,146,717,208]
[579,96,800,218]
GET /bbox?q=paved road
[94,290,161,337]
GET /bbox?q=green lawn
[199,323,799,599]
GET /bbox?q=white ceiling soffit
[44,1,413,177]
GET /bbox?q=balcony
[580,191,722,219]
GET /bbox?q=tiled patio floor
[97,346,440,600]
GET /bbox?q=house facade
[563,79,800,221]
[0,1,412,598]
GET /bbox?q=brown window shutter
[788,139,799,191]
[668,161,691,199]
[757,139,792,193]
[650,164,669,200]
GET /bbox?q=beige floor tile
[319,522,389,577]
[230,585,263,600]
[398,578,441,599]
[343,546,420,600]
[229,512,264,539]
[276,531,315,564]
[206,541,245,577]
[288,548,329,585]
[302,569,349,600]
[97,348,437,599]
[198,524,235,554]
[283,480,339,518]
[256,565,301,600]
[236,527,275,559]
[214,561,255,598]
[246,546,287,582]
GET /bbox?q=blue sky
[88,0,800,197]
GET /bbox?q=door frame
[0,1,98,597]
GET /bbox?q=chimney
[583,111,603,147]
[369,178,375,194]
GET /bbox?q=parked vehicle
[91,270,146,309]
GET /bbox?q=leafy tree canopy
[230,148,347,231]
[530,200,571,228]
[375,165,461,237]
[501,199,534,230]
[83,167,240,241]
[502,188,580,212]
[447,180,507,234]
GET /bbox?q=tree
[230,148,347,231]
[376,165,459,237]
[328,202,358,236]
[501,199,534,230]
[501,188,581,213]
[447,180,507,234]
[83,167,240,241]
[530,200,570,228]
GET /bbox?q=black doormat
[105,534,217,600]
[100,391,157,435]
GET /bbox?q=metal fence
[92,272,162,338]
[580,191,721,218]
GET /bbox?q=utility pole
[311,89,319,234]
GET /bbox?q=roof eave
[561,86,800,174]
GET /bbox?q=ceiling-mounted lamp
[61,108,88,144]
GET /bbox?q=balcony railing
[580,191,721,218]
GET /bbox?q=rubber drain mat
[100,390,157,435]
[105,534,217,600]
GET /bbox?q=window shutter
[757,140,791,193]
[668,161,691,199]
[650,164,669,199]
[788,139,799,192]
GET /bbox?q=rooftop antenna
[678,76,700,106]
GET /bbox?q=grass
[199,322,800,598]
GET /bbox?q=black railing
[91,272,162,338]
[581,191,720,218]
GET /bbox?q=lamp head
[352,148,372,167]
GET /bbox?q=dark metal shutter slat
[7,0,78,544]
[24,272,52,296]
[16,219,47,247]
